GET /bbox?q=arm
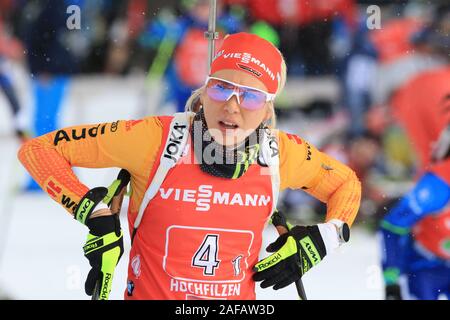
[279,132,361,228]
[18,117,163,300]
[253,132,359,291]
[18,117,163,216]
[379,172,450,288]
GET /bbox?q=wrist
[317,219,350,254]
[328,219,350,244]
[74,187,108,225]
[90,202,113,219]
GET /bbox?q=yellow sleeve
[279,131,361,226]
[18,117,163,215]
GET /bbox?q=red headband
[209,33,282,94]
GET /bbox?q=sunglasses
[205,76,276,110]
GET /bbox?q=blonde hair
[185,51,287,129]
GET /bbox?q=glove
[253,225,327,290]
[83,214,123,299]
[74,169,130,299]
[384,267,402,300]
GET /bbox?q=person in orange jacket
[18,32,361,300]
[0,13,27,142]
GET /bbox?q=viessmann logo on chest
[159,185,271,211]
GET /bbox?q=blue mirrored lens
[206,84,233,102]
[240,90,266,110]
[206,78,267,110]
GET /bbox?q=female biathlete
[18,33,361,300]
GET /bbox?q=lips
[219,120,239,129]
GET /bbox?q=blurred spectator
[343,4,431,140]
[18,0,81,190]
[378,4,450,300]
[92,0,129,74]
[0,0,27,141]
[368,3,450,172]
[138,0,243,112]
[390,69,450,180]
[342,19,378,139]
[21,0,81,75]
[370,17,445,109]
[227,0,357,75]
[353,3,449,222]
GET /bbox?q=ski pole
[205,0,219,73]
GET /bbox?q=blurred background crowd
[0,0,449,233]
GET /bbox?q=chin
[212,132,246,147]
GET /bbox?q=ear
[192,89,205,112]
[192,97,201,112]
[263,103,273,122]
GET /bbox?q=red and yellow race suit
[18,115,361,299]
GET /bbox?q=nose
[223,93,241,114]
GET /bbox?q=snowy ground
[0,73,384,300]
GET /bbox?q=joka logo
[163,123,187,162]
[54,123,110,146]
[256,253,281,271]
[101,273,112,299]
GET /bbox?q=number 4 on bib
[192,234,221,276]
